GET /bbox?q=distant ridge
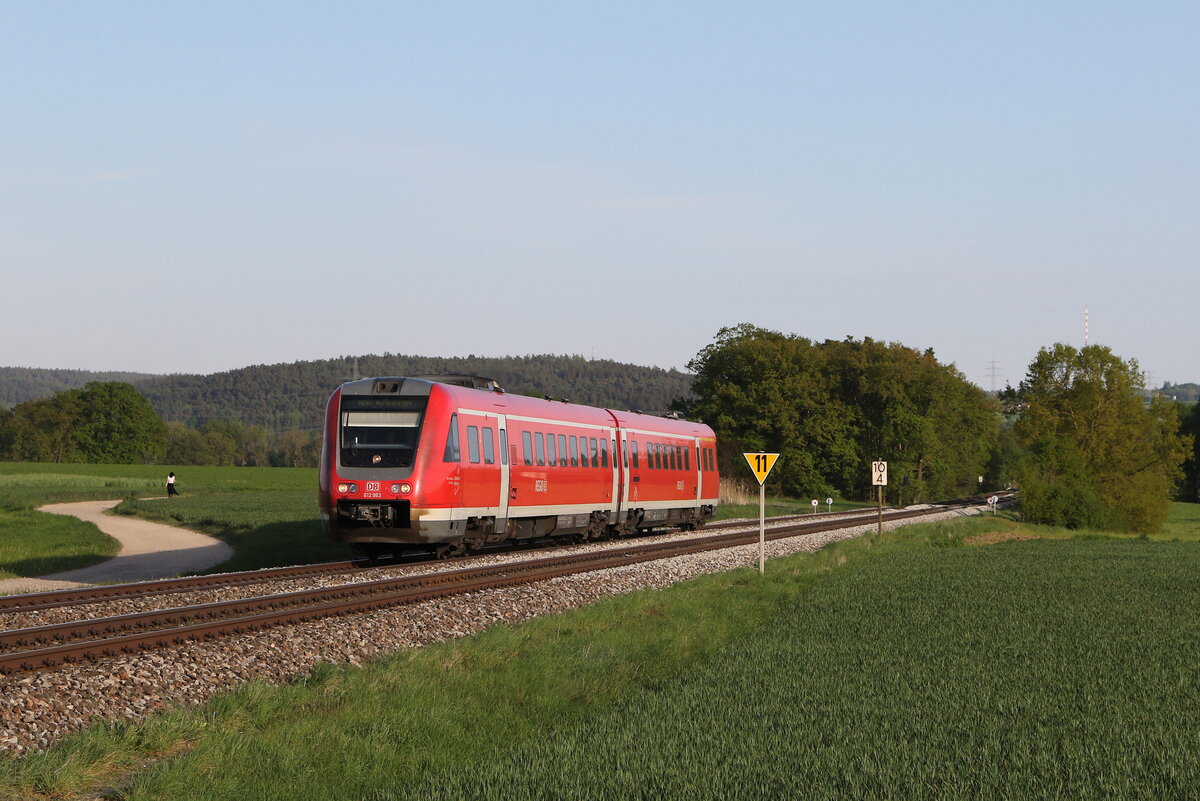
[0,354,695,432]
[0,367,154,408]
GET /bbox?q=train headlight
[390,483,401,494]
[348,483,358,493]
[337,483,349,493]
[398,482,411,494]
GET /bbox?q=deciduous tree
[1014,344,1188,532]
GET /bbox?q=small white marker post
[811,499,818,514]
[826,497,833,513]
[988,495,999,515]
[743,453,780,575]
[872,460,888,537]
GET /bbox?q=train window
[569,436,579,466]
[483,427,495,464]
[602,438,610,468]
[547,433,557,467]
[522,431,533,466]
[535,432,546,466]
[622,439,629,468]
[589,437,598,467]
[631,440,640,468]
[684,445,690,471]
[655,443,663,470]
[340,393,428,469]
[668,444,676,471]
[443,414,460,462]
[557,434,567,466]
[500,429,508,466]
[467,425,481,464]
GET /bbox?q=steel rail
[0,506,915,614]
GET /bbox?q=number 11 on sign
[743,453,780,575]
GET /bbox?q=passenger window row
[446,417,718,475]
[521,431,611,469]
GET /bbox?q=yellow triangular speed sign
[743,452,780,485]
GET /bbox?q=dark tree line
[677,324,999,503]
[0,383,166,464]
[0,367,152,409]
[0,383,321,467]
[1,355,694,432]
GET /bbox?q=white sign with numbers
[872,461,888,486]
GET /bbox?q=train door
[693,436,702,503]
[607,427,619,520]
[618,429,630,509]
[497,413,510,526]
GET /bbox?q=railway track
[0,501,926,615]
[0,498,997,676]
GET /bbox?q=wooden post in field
[872,460,888,537]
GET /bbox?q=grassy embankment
[0,463,334,579]
[2,506,1199,799]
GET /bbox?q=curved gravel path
[0,500,233,595]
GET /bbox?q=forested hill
[1,355,695,432]
[0,367,153,408]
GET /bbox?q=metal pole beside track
[759,480,766,575]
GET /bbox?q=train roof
[337,376,713,437]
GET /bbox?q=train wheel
[434,541,465,560]
[353,544,384,564]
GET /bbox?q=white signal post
[872,460,888,536]
[743,453,780,575]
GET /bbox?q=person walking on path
[166,472,179,497]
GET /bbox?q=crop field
[3,511,1199,800]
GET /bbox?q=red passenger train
[319,376,720,558]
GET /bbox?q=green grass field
[0,463,875,580]
[3,510,1199,800]
[0,464,340,579]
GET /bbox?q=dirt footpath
[0,500,234,595]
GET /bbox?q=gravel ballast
[0,507,980,755]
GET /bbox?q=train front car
[319,377,465,558]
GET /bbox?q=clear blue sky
[3,2,1197,391]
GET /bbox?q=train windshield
[339,395,428,468]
